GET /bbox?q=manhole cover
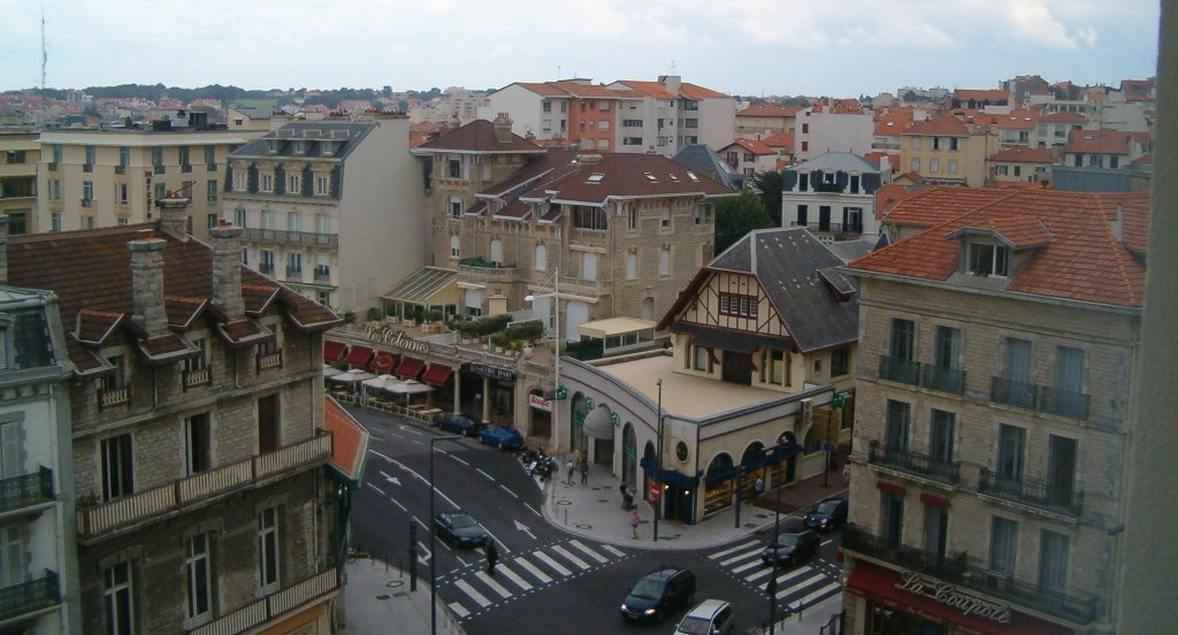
[556,499,572,506]
[597,498,609,503]
[576,523,593,529]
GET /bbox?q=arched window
[450,235,461,259]
[534,244,547,271]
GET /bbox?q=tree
[714,191,773,254]
[752,170,785,226]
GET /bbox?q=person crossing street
[485,540,498,577]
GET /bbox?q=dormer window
[968,242,1009,277]
[266,140,278,154]
[321,141,334,156]
[292,141,306,155]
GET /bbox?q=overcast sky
[0,0,1161,96]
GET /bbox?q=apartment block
[841,187,1150,635]
[36,118,257,241]
[1,130,39,235]
[735,102,801,137]
[719,138,777,179]
[223,113,425,312]
[899,116,994,187]
[987,147,1054,185]
[794,105,874,162]
[781,152,882,243]
[6,201,349,635]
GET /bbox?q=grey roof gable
[230,121,375,162]
[673,144,742,190]
[793,151,879,174]
[710,233,752,272]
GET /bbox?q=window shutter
[224,164,233,192]
[862,173,881,194]
[247,164,259,193]
[781,170,798,190]
[330,166,341,198]
[0,421,21,478]
[274,165,286,195]
[302,166,313,197]
[835,171,849,190]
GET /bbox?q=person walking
[485,540,498,577]
[580,456,589,485]
[630,509,640,539]
[567,454,576,485]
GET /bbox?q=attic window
[292,141,305,155]
[266,140,278,154]
[321,141,334,156]
[587,173,605,183]
[643,172,658,182]
[686,171,699,182]
[967,242,1009,277]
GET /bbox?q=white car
[673,599,734,635]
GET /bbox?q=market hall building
[556,228,859,523]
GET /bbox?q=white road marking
[476,468,495,481]
[437,448,449,454]
[369,449,394,463]
[365,483,387,497]
[411,515,429,532]
[455,554,469,566]
[369,434,385,442]
[600,544,626,558]
[797,580,842,606]
[496,564,533,591]
[389,458,429,484]
[454,580,491,608]
[708,540,761,559]
[499,484,519,499]
[448,602,470,618]
[523,502,543,518]
[549,544,590,570]
[434,537,453,553]
[387,496,408,512]
[513,556,553,584]
[478,523,511,553]
[448,454,471,467]
[731,559,762,574]
[386,431,405,440]
[433,487,461,510]
[411,439,424,446]
[745,566,774,582]
[532,551,571,577]
[569,540,608,564]
[759,565,814,592]
[475,571,513,599]
[719,548,762,566]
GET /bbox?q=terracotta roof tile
[680,82,728,99]
[954,88,1008,103]
[1066,129,1131,155]
[1041,111,1087,124]
[874,108,914,136]
[989,146,1055,163]
[552,81,640,99]
[520,153,734,205]
[617,80,676,100]
[737,102,801,118]
[901,116,971,137]
[992,109,1040,130]
[416,119,544,153]
[513,82,571,97]
[761,131,793,149]
[726,138,775,156]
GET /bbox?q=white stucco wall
[480,85,545,138]
[697,97,738,151]
[795,111,874,161]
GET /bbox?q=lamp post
[653,378,663,542]
[429,434,462,635]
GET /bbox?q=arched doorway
[703,452,736,517]
[584,405,615,467]
[571,392,589,455]
[642,441,656,501]
[622,423,637,490]
[739,441,766,501]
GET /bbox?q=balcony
[314,268,332,284]
[286,266,303,280]
[207,163,218,172]
[990,377,1089,420]
[259,262,275,274]
[153,165,165,175]
[878,354,921,386]
[47,162,57,172]
[878,356,966,395]
[189,568,339,635]
[242,228,339,249]
[98,386,130,410]
[0,570,60,623]
[257,350,283,372]
[83,163,93,173]
[182,367,211,390]
[841,525,1103,625]
[978,468,1083,518]
[868,444,960,485]
[792,221,866,236]
[0,467,54,516]
[115,165,126,175]
[80,198,93,208]
[458,258,517,283]
[182,164,193,174]
[77,433,331,541]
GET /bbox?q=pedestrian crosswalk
[706,537,844,614]
[439,538,629,621]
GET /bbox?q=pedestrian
[580,456,589,485]
[630,509,640,539]
[567,455,576,485]
[485,540,498,576]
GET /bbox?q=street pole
[429,435,462,635]
[769,443,783,635]
[653,378,663,542]
[553,265,560,452]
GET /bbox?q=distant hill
[8,84,447,109]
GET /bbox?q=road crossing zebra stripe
[513,556,553,583]
[796,580,842,606]
[745,567,774,582]
[532,550,572,576]
[475,571,513,599]
[708,540,760,559]
[773,569,820,598]
[449,602,470,618]
[569,540,609,564]
[759,565,814,592]
[496,563,533,591]
[454,579,491,607]
[731,559,763,574]
[719,548,762,566]
[550,545,590,570]
[600,544,627,558]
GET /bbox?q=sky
[0,0,1161,97]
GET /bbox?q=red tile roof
[989,146,1055,163]
[520,153,734,205]
[552,81,640,99]
[858,188,1151,307]
[992,109,1040,130]
[514,82,571,97]
[617,80,676,100]
[1066,129,1131,155]
[737,102,801,118]
[680,82,728,99]
[954,88,1008,103]
[901,116,971,137]
[874,108,914,136]
[415,119,544,153]
[1041,111,1087,124]
[726,138,775,156]
[874,183,925,218]
[831,98,864,114]
[761,131,793,149]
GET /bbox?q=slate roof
[520,153,735,205]
[659,228,859,353]
[793,152,879,174]
[673,144,742,190]
[414,119,544,153]
[231,121,375,161]
[854,188,1151,307]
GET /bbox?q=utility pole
[40,7,48,92]
[653,379,663,542]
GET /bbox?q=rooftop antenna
[557,65,561,80]
[40,6,48,92]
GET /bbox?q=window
[83,180,94,204]
[882,491,904,549]
[315,175,329,195]
[1047,434,1078,506]
[990,517,1018,576]
[573,206,608,230]
[581,253,598,281]
[185,413,211,475]
[890,319,915,362]
[932,137,942,151]
[934,326,961,370]
[796,204,808,226]
[104,561,135,635]
[598,101,610,111]
[930,410,955,463]
[1013,165,1022,177]
[1039,530,1070,593]
[658,245,671,277]
[260,250,274,271]
[84,144,96,169]
[627,206,638,231]
[258,507,280,590]
[949,137,959,151]
[761,349,787,385]
[850,174,860,193]
[101,433,134,501]
[534,244,546,271]
[912,137,922,150]
[743,167,755,177]
[260,208,274,229]
[287,212,302,232]
[179,146,191,171]
[204,146,216,167]
[947,159,958,175]
[449,197,463,218]
[206,214,217,229]
[929,159,940,174]
[542,100,551,113]
[660,208,671,230]
[489,239,503,264]
[801,141,809,152]
[1055,346,1085,394]
[924,505,948,564]
[49,179,61,200]
[287,174,301,194]
[596,120,609,130]
[207,180,217,203]
[718,292,756,318]
[910,158,920,172]
[119,146,130,168]
[51,212,63,232]
[287,252,302,275]
[623,119,643,128]
[802,123,809,134]
[185,533,212,620]
[996,424,1026,483]
[693,204,711,225]
[117,216,129,226]
[233,169,247,190]
[622,137,643,146]
[968,243,1009,277]
[234,207,247,227]
[1110,155,1120,169]
[625,250,638,280]
[450,235,461,258]
[744,152,755,162]
[316,214,333,234]
[259,173,274,193]
[885,400,911,453]
[241,248,249,265]
[448,158,461,179]
[693,345,710,372]
[831,347,849,377]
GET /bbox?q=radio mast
[41,7,48,91]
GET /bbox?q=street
[349,407,845,635]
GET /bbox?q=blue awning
[640,456,699,488]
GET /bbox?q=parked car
[761,529,820,567]
[619,567,696,622]
[479,425,523,450]
[674,599,735,635]
[433,512,488,548]
[804,496,848,532]
[433,413,483,437]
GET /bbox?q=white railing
[257,351,283,371]
[190,599,267,635]
[80,485,175,536]
[268,569,338,616]
[99,387,130,409]
[255,434,332,480]
[187,569,337,635]
[178,460,252,504]
[184,367,211,388]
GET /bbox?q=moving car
[479,425,524,450]
[433,413,483,437]
[804,495,848,532]
[619,567,696,622]
[433,512,488,548]
[673,599,734,635]
[760,529,820,566]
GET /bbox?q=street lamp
[429,434,463,635]
[525,265,560,451]
[653,378,663,542]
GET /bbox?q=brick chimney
[128,238,169,338]
[493,113,513,145]
[209,223,245,320]
[157,193,190,238]
[0,215,8,284]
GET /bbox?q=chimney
[209,223,245,320]
[128,238,169,338]
[658,75,682,96]
[493,113,513,144]
[1110,206,1124,242]
[157,195,190,238]
[0,215,8,283]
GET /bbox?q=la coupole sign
[895,570,1012,624]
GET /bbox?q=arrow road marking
[416,541,432,565]
[380,471,402,487]
[569,540,608,564]
[513,519,536,540]
[512,556,552,584]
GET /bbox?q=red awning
[877,481,906,496]
[346,346,373,368]
[397,356,425,380]
[921,493,949,508]
[845,562,1073,635]
[369,351,399,374]
[324,340,348,364]
[325,395,370,483]
[422,364,453,387]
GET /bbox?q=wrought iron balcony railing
[868,444,960,485]
[0,570,60,622]
[0,467,54,514]
[978,468,1083,517]
[991,377,1089,420]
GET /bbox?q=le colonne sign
[895,570,1012,624]
[365,325,430,355]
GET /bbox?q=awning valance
[583,407,615,440]
[422,364,453,387]
[397,356,425,380]
[346,346,374,368]
[324,340,348,364]
[370,351,398,374]
[639,456,699,488]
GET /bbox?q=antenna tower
[41,8,48,91]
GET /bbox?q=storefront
[527,390,553,440]
[467,362,517,426]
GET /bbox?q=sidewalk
[340,555,465,635]
[540,462,849,551]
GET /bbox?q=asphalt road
[349,407,845,635]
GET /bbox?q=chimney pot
[210,224,246,321]
[128,238,169,338]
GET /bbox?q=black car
[620,567,696,622]
[761,530,820,566]
[433,413,483,437]
[804,496,848,532]
[434,512,488,548]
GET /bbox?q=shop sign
[528,393,552,412]
[468,362,516,383]
[895,571,1011,624]
[365,325,431,355]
